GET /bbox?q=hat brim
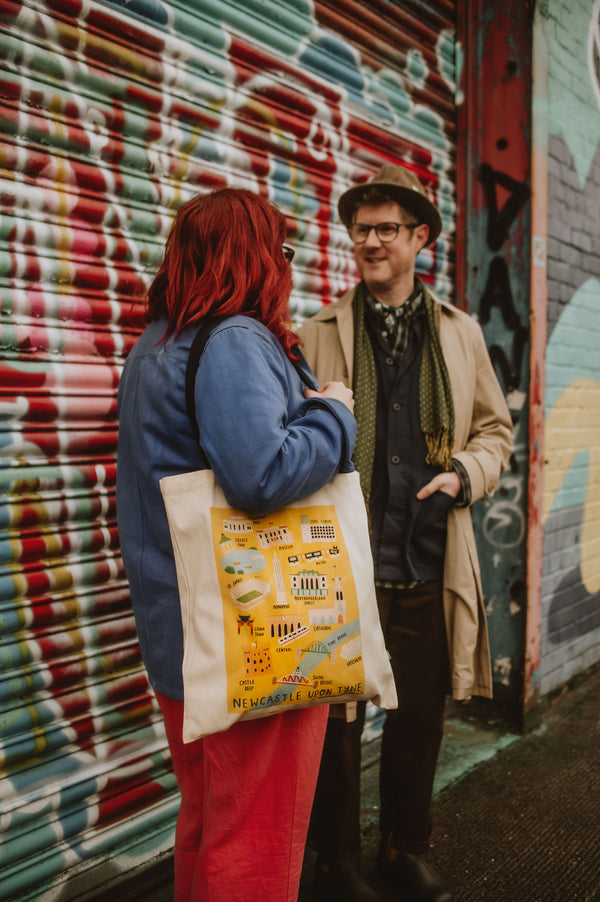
[338,182,442,246]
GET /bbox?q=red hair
[147,188,299,357]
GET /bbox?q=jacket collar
[315,281,458,322]
[309,282,457,386]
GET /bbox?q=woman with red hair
[117,188,356,901]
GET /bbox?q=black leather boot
[314,861,384,902]
[378,848,453,902]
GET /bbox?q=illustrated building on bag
[268,614,304,639]
[243,643,273,675]
[307,578,346,625]
[223,515,253,534]
[340,636,362,661]
[256,524,294,547]
[290,569,328,596]
[300,516,336,543]
[218,533,236,555]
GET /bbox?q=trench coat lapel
[334,288,356,386]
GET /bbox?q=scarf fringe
[425,427,453,471]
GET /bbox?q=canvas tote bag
[159,321,397,743]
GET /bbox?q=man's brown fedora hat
[338,163,442,245]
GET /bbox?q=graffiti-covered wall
[458,0,531,715]
[0,0,460,897]
[540,0,600,693]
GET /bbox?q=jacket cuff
[451,458,471,508]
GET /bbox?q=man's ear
[414,222,430,252]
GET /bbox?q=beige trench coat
[299,287,513,700]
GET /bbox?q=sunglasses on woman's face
[282,245,295,263]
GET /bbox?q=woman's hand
[304,382,354,413]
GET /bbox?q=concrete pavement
[300,662,600,901]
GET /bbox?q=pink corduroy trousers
[155,690,328,902]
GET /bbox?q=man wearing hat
[299,165,513,902]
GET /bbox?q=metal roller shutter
[0,0,458,897]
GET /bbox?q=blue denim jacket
[117,315,356,698]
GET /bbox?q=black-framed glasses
[282,244,295,263]
[348,221,419,244]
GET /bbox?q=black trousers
[308,581,449,866]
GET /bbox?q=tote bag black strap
[185,317,318,451]
[185,318,226,446]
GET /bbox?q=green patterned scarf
[352,280,455,503]
[352,281,379,502]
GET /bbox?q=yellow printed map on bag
[210,505,365,714]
